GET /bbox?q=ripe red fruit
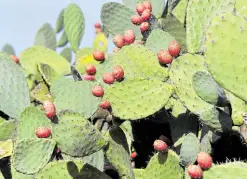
[131,15,143,25]
[112,66,124,81]
[197,152,213,169]
[136,3,145,15]
[157,50,173,64]
[94,22,102,29]
[85,64,96,75]
[99,100,111,109]
[92,86,104,97]
[130,152,137,159]
[153,140,168,152]
[10,55,19,63]
[168,40,181,57]
[82,74,95,81]
[140,22,150,33]
[123,30,136,45]
[93,50,105,61]
[143,1,152,11]
[141,9,151,21]
[102,73,115,84]
[187,165,203,179]
[113,35,125,48]
[43,101,56,119]
[36,127,51,138]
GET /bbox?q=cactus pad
[200,132,212,154]
[53,111,107,157]
[64,3,85,52]
[104,78,173,120]
[2,44,15,55]
[186,0,235,53]
[82,150,104,172]
[101,2,142,39]
[55,9,64,33]
[0,139,13,159]
[30,81,53,103]
[166,97,187,117]
[133,169,144,179]
[236,0,247,16]
[0,120,16,140]
[113,45,169,81]
[172,0,188,23]
[204,12,247,101]
[0,52,30,119]
[12,138,56,174]
[38,63,59,86]
[56,31,68,47]
[93,32,108,52]
[60,47,72,62]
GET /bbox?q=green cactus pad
[169,54,212,114]
[56,31,68,47]
[34,23,56,50]
[200,106,232,133]
[105,127,134,179]
[236,0,247,16]
[17,106,52,141]
[93,32,108,52]
[52,80,100,118]
[200,132,212,154]
[55,9,64,33]
[101,2,142,39]
[166,97,187,117]
[0,139,13,159]
[50,77,74,98]
[12,138,56,174]
[172,0,188,23]
[0,52,30,119]
[133,169,144,179]
[2,44,15,55]
[113,45,169,81]
[35,160,111,179]
[204,13,247,101]
[64,3,85,52]
[0,120,16,140]
[53,111,107,157]
[179,133,200,167]
[30,81,53,103]
[192,71,229,107]
[11,164,34,179]
[145,150,184,179]
[38,63,59,86]
[120,121,134,152]
[19,46,70,77]
[104,78,173,120]
[145,29,175,53]
[186,0,235,53]
[60,47,72,62]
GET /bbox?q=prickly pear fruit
[187,165,203,179]
[131,15,143,25]
[131,151,137,159]
[99,100,111,109]
[43,101,56,119]
[112,66,124,81]
[136,3,145,15]
[113,34,125,48]
[141,9,151,21]
[153,139,168,152]
[85,64,96,75]
[94,22,102,29]
[123,30,135,45]
[36,127,51,138]
[197,152,212,169]
[92,85,104,97]
[157,50,173,64]
[140,22,150,33]
[93,50,105,61]
[82,74,95,81]
[102,72,115,84]
[143,1,152,12]
[10,55,19,63]
[168,40,181,57]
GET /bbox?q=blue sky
[0,0,121,55]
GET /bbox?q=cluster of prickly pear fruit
[1,0,247,179]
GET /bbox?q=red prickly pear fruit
[141,9,151,21]
[140,22,150,33]
[187,165,203,179]
[82,74,95,81]
[168,40,181,57]
[143,1,152,12]
[136,3,145,15]
[92,85,104,97]
[94,22,102,29]
[112,66,124,81]
[130,152,137,159]
[10,55,19,63]
[99,100,111,109]
[102,72,115,84]
[157,49,173,64]
[93,50,105,61]
[197,152,213,169]
[153,139,168,152]
[36,127,51,138]
[113,35,125,48]
[43,100,56,119]
[123,30,136,45]
[131,15,143,25]
[85,64,96,75]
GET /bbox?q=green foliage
[60,47,72,62]
[56,31,68,47]
[55,9,64,33]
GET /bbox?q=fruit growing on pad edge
[99,100,111,109]
[102,73,115,84]
[36,127,51,138]
[131,15,143,25]
[140,22,150,33]
[113,35,125,48]
[82,74,95,81]
[43,100,56,119]
[93,50,105,61]
[153,139,168,152]
[92,86,104,97]
[187,165,203,179]
[112,66,124,81]
[123,30,135,45]
[168,40,181,57]
[85,64,96,75]
[197,152,213,169]
[157,50,173,64]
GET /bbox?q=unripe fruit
[36,127,51,138]
[93,50,105,61]
[187,165,203,179]
[10,55,19,63]
[157,49,173,64]
[85,64,96,75]
[102,73,115,84]
[43,100,56,119]
[92,86,104,97]
[140,22,150,33]
[197,152,213,169]
[168,40,181,57]
[123,30,135,45]
[94,22,102,29]
[131,15,143,25]
[99,100,111,109]
[136,3,145,15]
[143,1,152,12]
[141,9,151,21]
[153,139,168,152]
[113,35,125,48]
[112,66,124,81]
[82,74,95,81]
